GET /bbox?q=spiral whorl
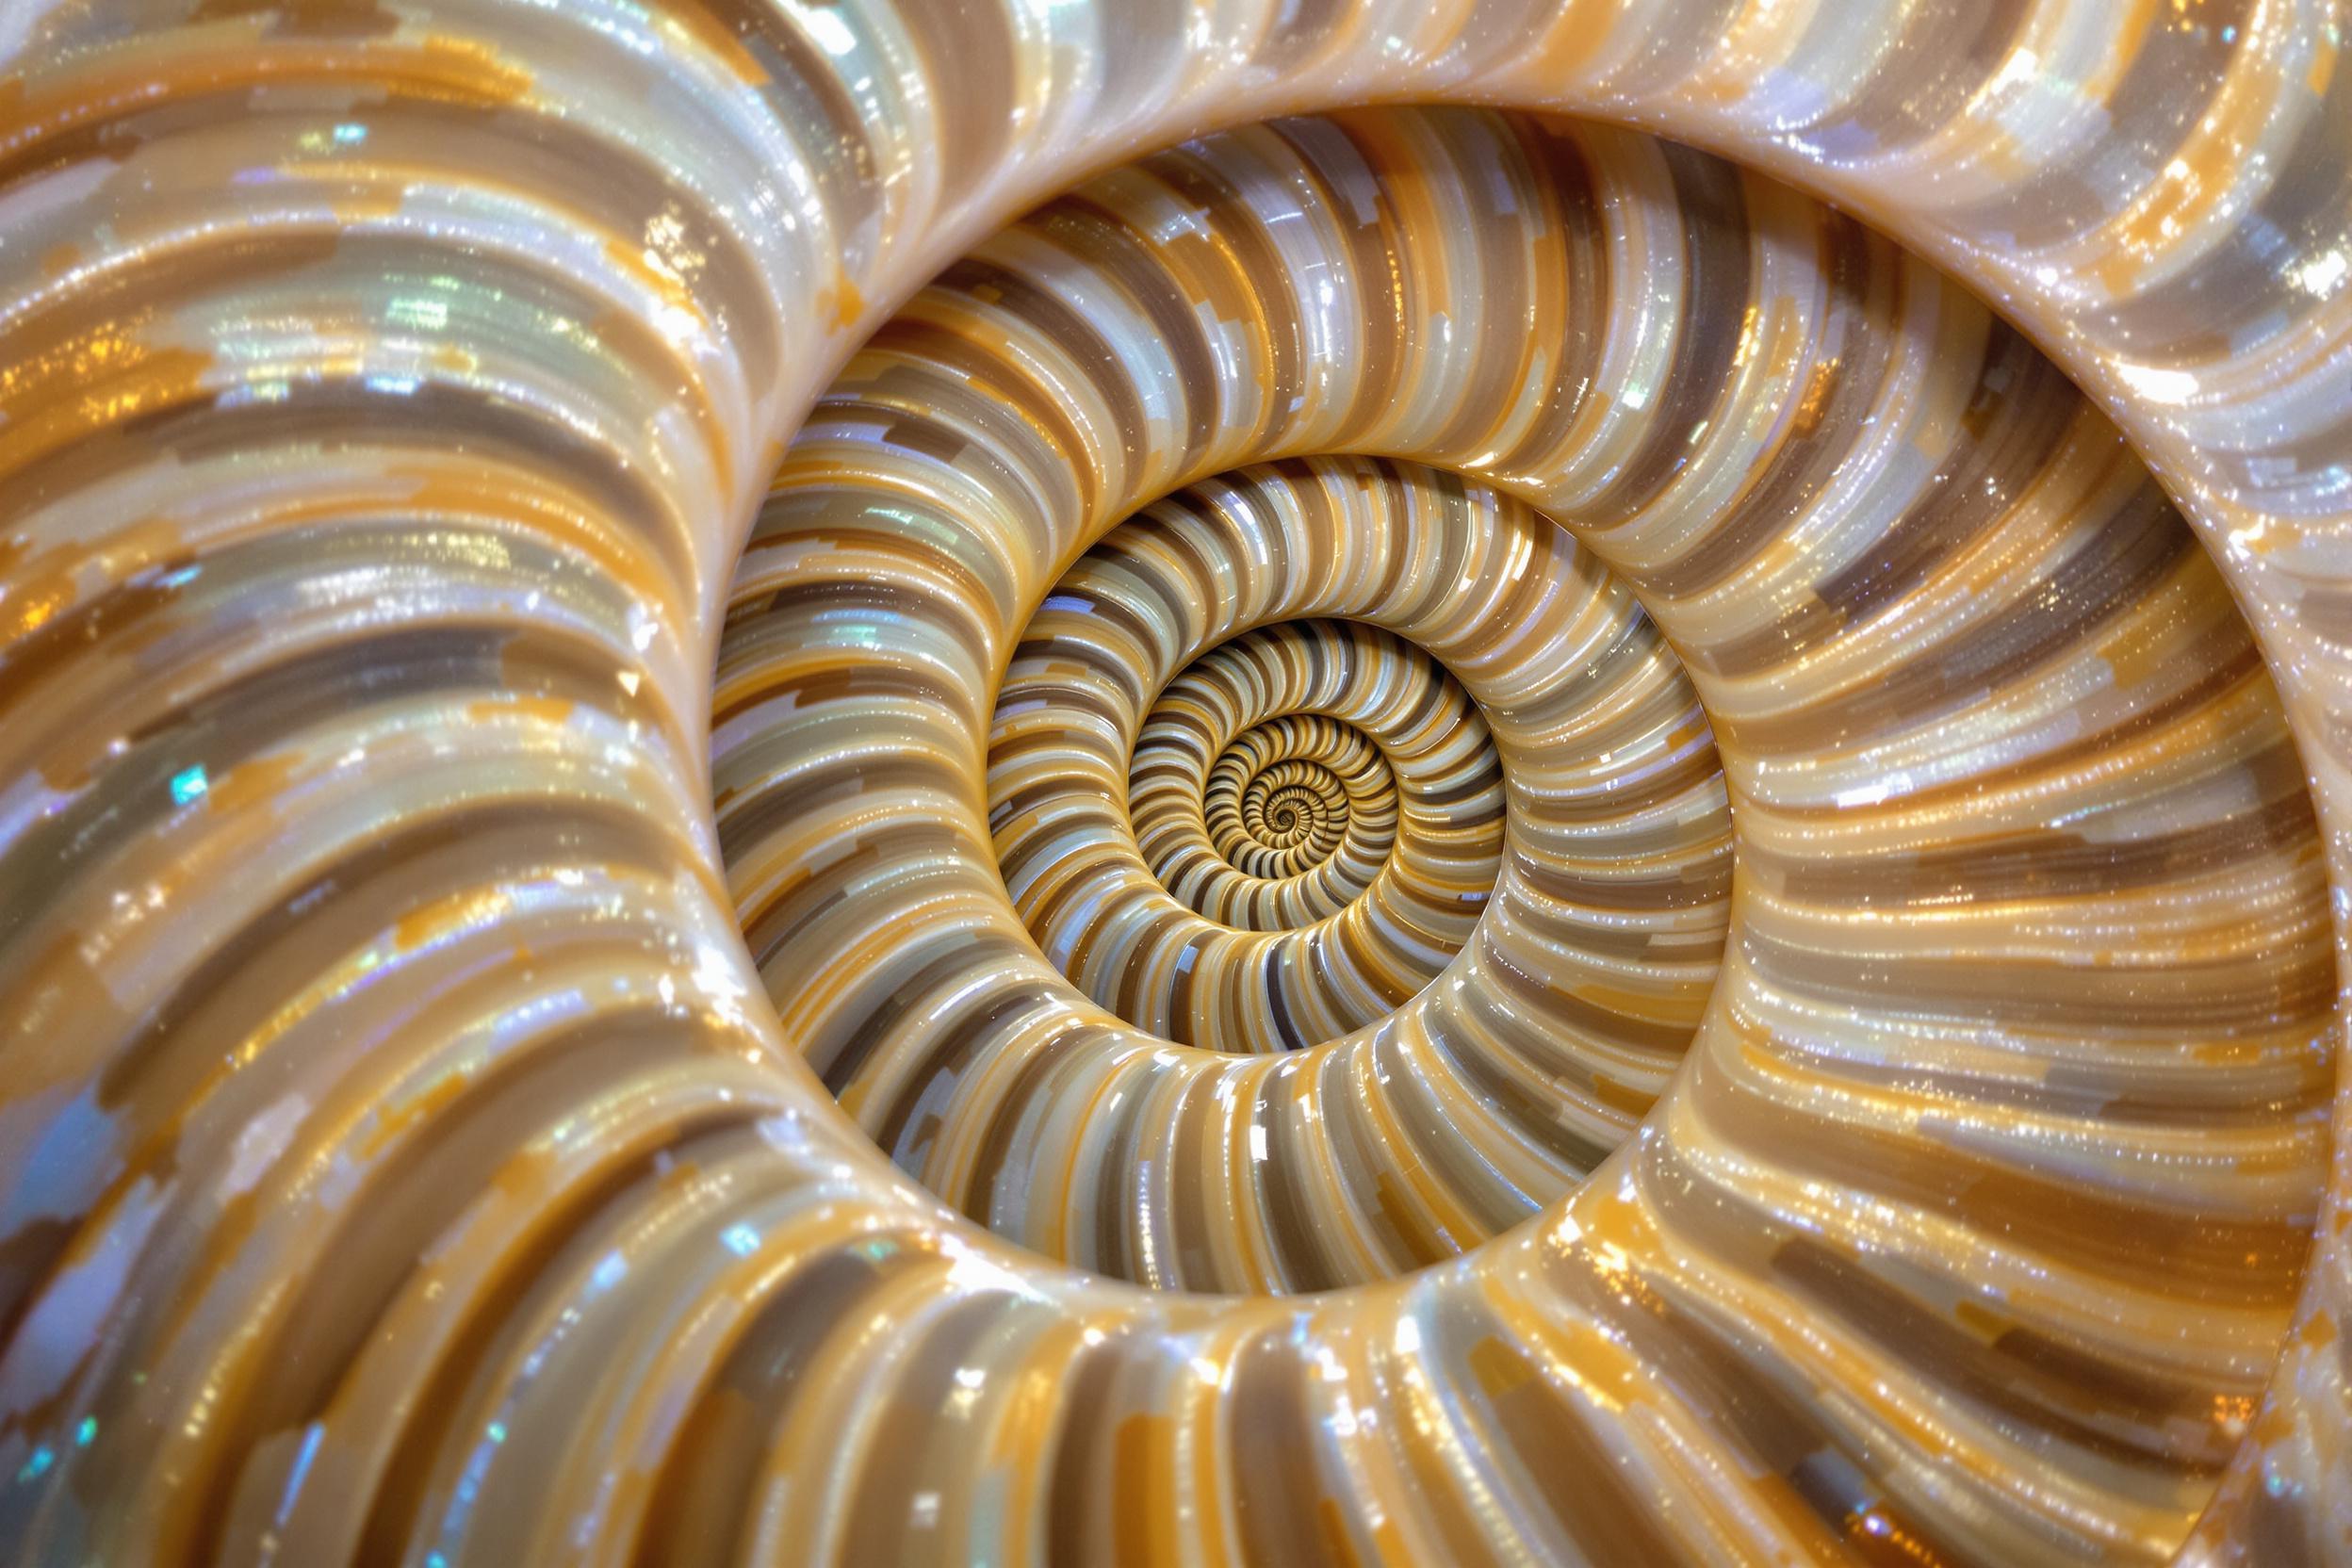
[1209,734,1377,887]
[7,3,2352,1563]
[710,100,2335,1521]
[998,613,1509,1054]
[1164,713,1399,919]
[723,445,1733,1287]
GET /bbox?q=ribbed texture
[1,3,2347,1564]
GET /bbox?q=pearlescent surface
[2,3,2349,1565]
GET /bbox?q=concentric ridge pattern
[3,5,2350,1565]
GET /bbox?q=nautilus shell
[2,2,2348,1564]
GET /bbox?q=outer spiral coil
[2,4,2349,1565]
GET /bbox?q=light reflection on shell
[2,3,2349,1564]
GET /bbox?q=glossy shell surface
[2,3,2349,1564]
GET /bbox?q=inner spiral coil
[1228,749,1356,868]
[1186,718,1395,906]
[994,613,1517,1055]
[732,448,1735,1287]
